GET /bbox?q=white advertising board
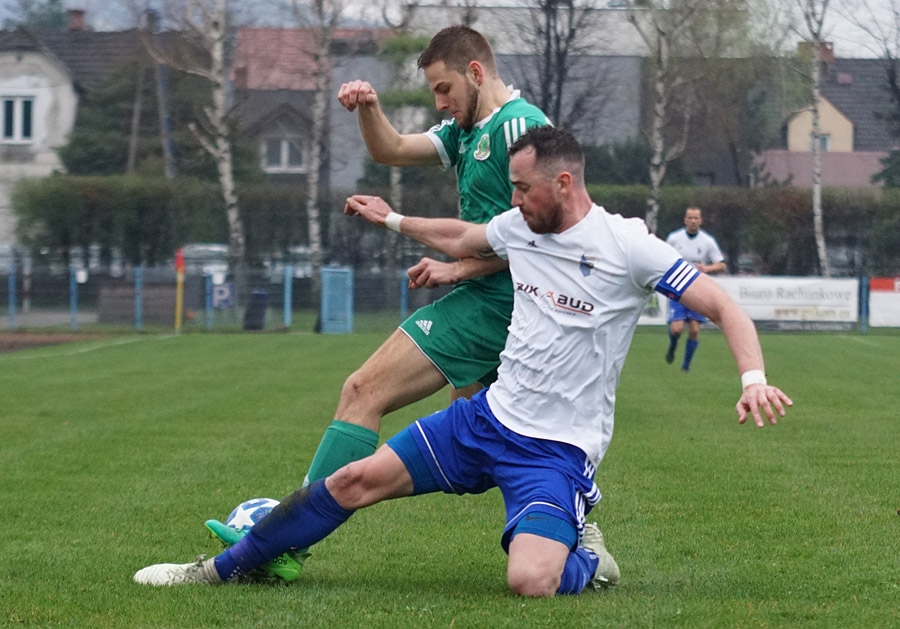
[869,277,900,327]
[713,276,858,330]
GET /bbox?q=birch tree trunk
[304,17,334,305]
[646,35,670,236]
[804,0,832,276]
[627,1,701,235]
[207,5,245,275]
[142,0,247,291]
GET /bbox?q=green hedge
[587,184,900,276]
[12,175,900,276]
[12,175,313,266]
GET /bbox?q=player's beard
[523,200,564,234]
[458,81,480,132]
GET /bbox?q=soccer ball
[225,497,279,531]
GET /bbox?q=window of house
[810,133,830,152]
[262,137,306,173]
[2,96,34,143]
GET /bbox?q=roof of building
[0,28,149,87]
[821,58,896,151]
[232,27,389,91]
[233,89,315,133]
[0,27,199,90]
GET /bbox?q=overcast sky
[0,0,896,58]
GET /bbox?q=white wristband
[384,212,404,233]
[741,369,767,390]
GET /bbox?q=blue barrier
[134,265,144,331]
[320,266,353,334]
[7,259,16,330]
[283,264,293,328]
[69,266,78,331]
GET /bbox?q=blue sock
[557,547,600,595]
[213,480,354,581]
[683,338,699,370]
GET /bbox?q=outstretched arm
[337,81,440,167]
[679,274,793,427]
[406,256,510,289]
[697,260,726,274]
[345,195,494,260]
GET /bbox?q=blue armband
[655,260,699,300]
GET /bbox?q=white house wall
[0,50,78,245]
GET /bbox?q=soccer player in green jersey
[299,26,549,484]
[205,25,553,580]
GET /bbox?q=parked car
[180,243,229,281]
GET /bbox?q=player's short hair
[418,25,498,76]
[508,126,585,182]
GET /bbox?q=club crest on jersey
[579,254,596,277]
[473,133,491,160]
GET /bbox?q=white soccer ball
[225,497,280,531]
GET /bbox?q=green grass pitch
[0,327,898,627]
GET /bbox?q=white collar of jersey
[474,88,521,130]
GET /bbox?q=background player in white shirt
[135,127,791,598]
[664,207,727,372]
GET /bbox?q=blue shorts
[668,299,708,324]
[386,389,601,552]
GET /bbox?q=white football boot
[134,555,223,586]
[581,523,621,589]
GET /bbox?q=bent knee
[340,370,372,405]
[327,458,398,510]
[326,460,370,508]
[507,566,561,598]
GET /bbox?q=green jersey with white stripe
[401,92,550,389]
[425,92,550,297]
[427,92,551,225]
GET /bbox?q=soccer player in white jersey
[664,207,726,372]
[202,26,552,581]
[135,127,791,597]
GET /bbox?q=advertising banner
[869,277,900,327]
[713,276,858,331]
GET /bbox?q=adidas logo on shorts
[416,319,433,335]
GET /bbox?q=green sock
[304,420,379,485]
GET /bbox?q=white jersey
[665,227,724,267]
[485,205,698,466]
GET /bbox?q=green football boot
[205,519,309,583]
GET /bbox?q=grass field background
[0,326,897,628]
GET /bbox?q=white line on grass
[0,334,180,361]
[839,334,890,348]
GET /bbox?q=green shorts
[399,275,513,389]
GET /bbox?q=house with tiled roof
[0,19,399,249]
[230,27,392,187]
[0,12,151,245]
[756,45,896,187]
